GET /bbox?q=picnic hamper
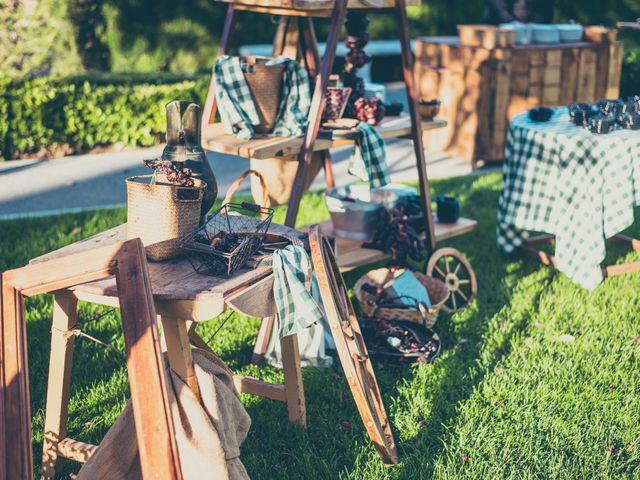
[354,267,449,328]
[126,175,205,261]
[241,56,285,133]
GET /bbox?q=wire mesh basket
[181,202,274,276]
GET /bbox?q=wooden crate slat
[560,48,580,102]
[576,48,597,103]
[492,48,511,150]
[594,44,611,99]
[606,43,623,99]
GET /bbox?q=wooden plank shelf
[329,116,447,146]
[219,0,420,14]
[304,217,477,271]
[202,123,333,160]
[202,116,447,159]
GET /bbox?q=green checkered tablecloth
[272,245,324,338]
[497,107,640,290]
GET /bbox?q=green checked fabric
[213,55,310,140]
[272,245,324,338]
[498,107,640,290]
[348,122,390,188]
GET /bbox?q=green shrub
[0,73,209,160]
[620,48,640,98]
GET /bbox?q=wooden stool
[32,225,307,478]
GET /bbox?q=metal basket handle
[222,169,271,219]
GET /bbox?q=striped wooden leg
[280,333,306,427]
[42,292,78,479]
[396,0,437,252]
[161,316,202,404]
[284,0,347,227]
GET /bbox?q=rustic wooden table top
[31,223,306,303]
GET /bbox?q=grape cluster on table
[144,158,195,187]
[363,195,428,265]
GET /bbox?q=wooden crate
[415,36,623,166]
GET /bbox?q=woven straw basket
[242,56,285,133]
[354,268,450,328]
[126,175,205,261]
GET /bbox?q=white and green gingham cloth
[348,122,390,188]
[213,55,310,140]
[497,107,640,290]
[272,245,324,338]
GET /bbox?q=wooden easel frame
[1,238,182,480]
[203,0,436,241]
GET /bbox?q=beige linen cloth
[78,348,251,480]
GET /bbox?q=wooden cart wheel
[309,225,399,466]
[425,247,477,313]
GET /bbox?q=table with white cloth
[497,107,640,290]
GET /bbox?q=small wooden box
[457,25,516,50]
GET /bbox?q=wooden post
[161,316,202,403]
[284,0,347,227]
[114,240,183,480]
[41,293,79,479]
[396,0,436,251]
[203,4,236,125]
[1,273,33,480]
[280,334,306,427]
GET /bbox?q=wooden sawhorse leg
[42,292,78,479]
[280,333,306,427]
[187,319,306,427]
[161,316,203,403]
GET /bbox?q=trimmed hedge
[0,73,209,160]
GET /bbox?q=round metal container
[325,185,382,241]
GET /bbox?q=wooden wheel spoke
[458,278,470,285]
[444,256,451,273]
[434,265,446,277]
[453,261,462,275]
[457,289,469,302]
[450,291,458,310]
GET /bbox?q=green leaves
[0,73,209,160]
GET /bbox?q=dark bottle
[161,101,217,219]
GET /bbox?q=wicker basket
[354,268,449,328]
[126,175,205,261]
[242,56,285,133]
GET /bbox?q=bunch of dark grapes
[144,158,195,187]
[353,97,385,125]
[324,88,350,121]
[208,231,240,253]
[363,195,427,265]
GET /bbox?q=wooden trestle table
[33,223,308,479]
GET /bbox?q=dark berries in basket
[144,158,195,187]
[208,231,240,253]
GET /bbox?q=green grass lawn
[2,172,640,479]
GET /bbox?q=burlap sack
[77,349,251,480]
[250,153,323,206]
